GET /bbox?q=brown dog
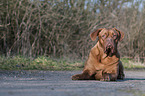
[72,28,125,81]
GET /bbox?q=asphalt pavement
[0,70,145,96]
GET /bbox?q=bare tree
[0,0,145,62]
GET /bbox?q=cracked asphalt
[0,70,145,96]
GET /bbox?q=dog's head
[90,28,124,57]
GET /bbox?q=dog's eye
[113,34,117,38]
[102,35,106,38]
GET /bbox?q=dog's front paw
[101,75,110,81]
[100,74,111,81]
[71,74,81,80]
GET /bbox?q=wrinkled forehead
[99,28,117,35]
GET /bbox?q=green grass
[0,56,84,70]
[0,56,145,70]
[121,58,145,70]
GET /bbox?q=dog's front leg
[72,70,95,80]
[95,70,104,80]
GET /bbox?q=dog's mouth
[104,45,115,57]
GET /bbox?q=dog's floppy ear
[113,28,124,41]
[90,28,103,41]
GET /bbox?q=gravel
[0,70,145,96]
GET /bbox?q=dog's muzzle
[104,43,115,56]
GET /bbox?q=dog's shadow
[117,78,145,82]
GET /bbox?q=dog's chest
[101,56,119,65]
